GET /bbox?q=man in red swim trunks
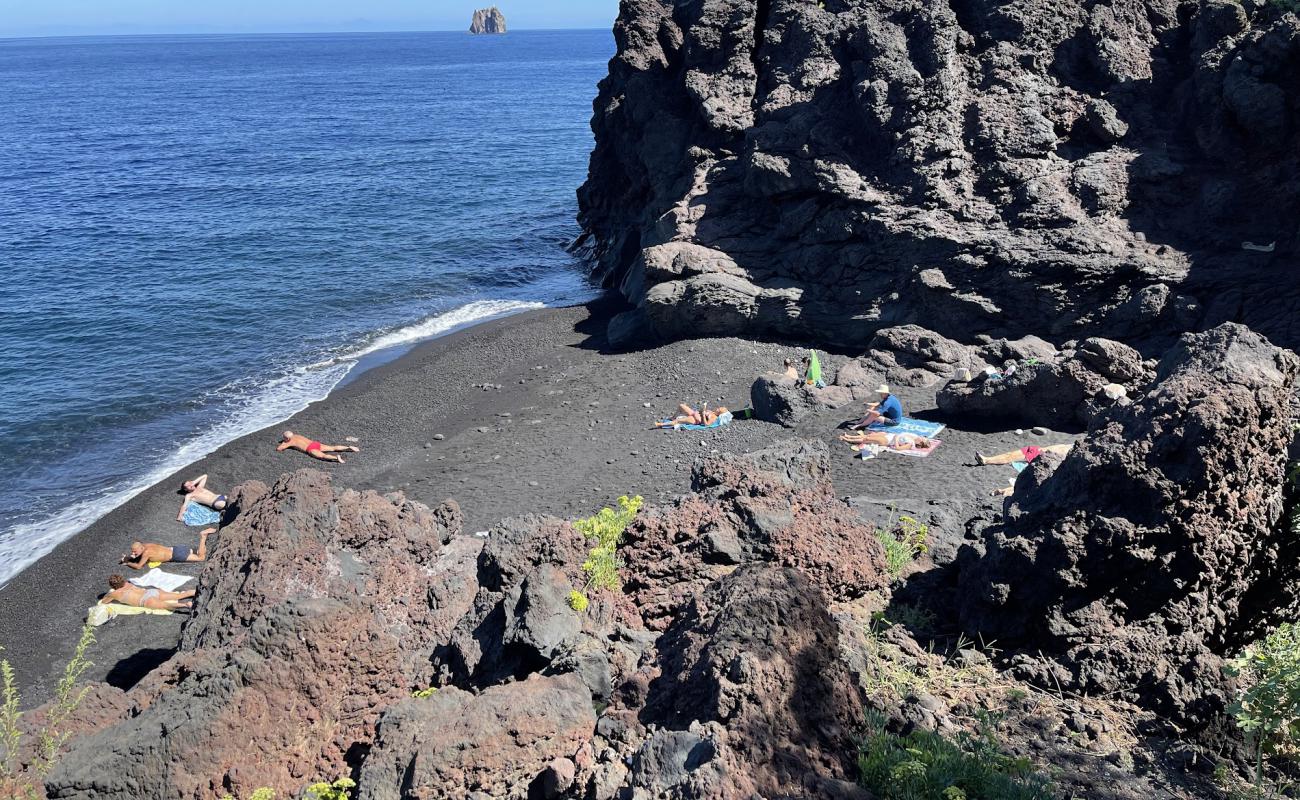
[276,430,360,464]
[975,443,1072,466]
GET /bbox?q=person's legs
[851,411,882,430]
[1043,444,1072,456]
[190,528,212,562]
[306,446,343,463]
[976,450,1022,466]
[321,444,359,453]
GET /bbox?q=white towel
[130,568,193,592]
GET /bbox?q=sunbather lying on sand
[277,431,360,463]
[839,431,932,451]
[975,443,1072,465]
[177,473,227,522]
[850,384,904,429]
[101,575,195,610]
[782,358,799,381]
[120,528,212,569]
[655,403,729,428]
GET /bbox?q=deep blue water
[0,30,610,583]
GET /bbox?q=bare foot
[335,455,346,464]
[348,446,360,452]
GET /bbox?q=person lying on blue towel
[850,384,903,429]
[655,402,729,428]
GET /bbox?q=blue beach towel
[1012,461,1030,473]
[183,503,221,528]
[659,411,734,431]
[867,417,946,438]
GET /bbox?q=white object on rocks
[1015,429,1024,436]
[954,368,973,382]
[1103,383,1128,401]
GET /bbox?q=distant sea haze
[0,30,611,585]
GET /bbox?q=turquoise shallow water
[0,30,610,583]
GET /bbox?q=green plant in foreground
[307,777,356,800]
[569,495,642,613]
[874,514,930,580]
[1226,622,1300,795]
[411,686,438,699]
[0,623,96,796]
[858,711,1054,800]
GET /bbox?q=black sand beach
[0,296,1061,705]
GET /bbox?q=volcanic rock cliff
[469,6,507,35]
[578,0,1300,351]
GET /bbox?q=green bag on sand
[806,350,823,386]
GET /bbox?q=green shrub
[306,777,356,800]
[858,711,1055,800]
[875,515,929,580]
[1226,623,1300,792]
[411,686,437,699]
[0,624,96,797]
[569,495,643,612]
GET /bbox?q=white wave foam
[0,299,544,588]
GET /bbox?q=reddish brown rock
[357,673,595,800]
[45,471,474,800]
[622,440,891,629]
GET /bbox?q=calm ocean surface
[0,30,611,584]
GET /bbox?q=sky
[0,1,621,38]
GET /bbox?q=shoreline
[0,294,1044,705]
[0,297,566,590]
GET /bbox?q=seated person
[839,431,932,451]
[277,430,360,464]
[100,575,195,610]
[781,358,799,381]
[176,473,228,522]
[975,443,1072,466]
[120,528,213,569]
[655,403,729,428]
[850,384,904,429]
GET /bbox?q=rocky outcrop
[937,336,1152,430]
[635,565,871,798]
[46,471,472,800]
[358,673,595,800]
[579,0,1300,351]
[958,323,1300,724]
[469,6,507,34]
[621,439,891,629]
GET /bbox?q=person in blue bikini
[850,384,904,429]
[120,528,212,569]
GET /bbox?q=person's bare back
[120,529,211,569]
[276,430,359,464]
[101,575,194,610]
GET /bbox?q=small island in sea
[469,6,506,34]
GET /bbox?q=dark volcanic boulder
[579,0,1300,351]
[637,565,870,798]
[750,372,854,427]
[936,338,1148,429]
[957,323,1300,724]
[621,439,891,629]
[45,471,475,800]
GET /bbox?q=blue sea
[0,30,611,584]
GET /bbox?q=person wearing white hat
[850,383,904,429]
